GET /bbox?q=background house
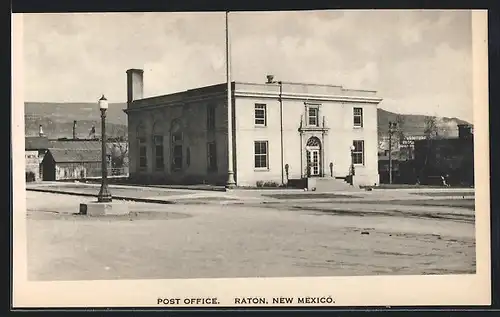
[41,148,107,181]
[413,124,474,186]
[49,139,129,176]
[41,139,129,181]
[25,135,49,182]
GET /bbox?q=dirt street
[24,191,475,281]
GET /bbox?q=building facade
[124,69,382,187]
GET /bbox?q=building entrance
[305,137,322,177]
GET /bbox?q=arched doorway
[306,136,322,177]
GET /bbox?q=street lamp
[349,144,356,185]
[97,95,112,202]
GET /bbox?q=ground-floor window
[154,135,164,170]
[173,145,183,170]
[352,140,365,165]
[207,142,217,171]
[254,141,268,169]
[139,144,147,170]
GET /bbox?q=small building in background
[413,124,474,186]
[48,139,129,178]
[41,148,108,181]
[25,128,49,182]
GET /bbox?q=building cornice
[124,92,226,113]
[123,87,383,114]
[234,90,382,104]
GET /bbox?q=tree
[419,116,439,181]
[394,115,408,160]
[108,125,129,175]
[424,116,439,139]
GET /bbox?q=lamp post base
[97,195,113,203]
[97,185,112,203]
[225,171,236,189]
[79,202,129,217]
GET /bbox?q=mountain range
[24,102,471,140]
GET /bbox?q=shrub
[263,181,280,188]
[256,180,264,188]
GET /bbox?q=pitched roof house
[25,136,49,151]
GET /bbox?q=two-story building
[124,69,382,187]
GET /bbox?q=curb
[26,188,176,205]
[80,182,228,192]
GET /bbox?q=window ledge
[254,168,270,172]
[254,125,267,128]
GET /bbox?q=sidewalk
[26,181,475,206]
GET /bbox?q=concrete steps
[313,178,360,192]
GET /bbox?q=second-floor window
[307,106,319,126]
[353,107,363,127]
[255,104,267,126]
[207,104,216,131]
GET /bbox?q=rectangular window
[308,106,319,126]
[352,140,365,165]
[138,136,147,170]
[173,145,183,170]
[153,135,164,170]
[207,105,216,131]
[254,104,267,126]
[254,141,269,169]
[353,107,363,127]
[186,147,191,166]
[207,142,217,171]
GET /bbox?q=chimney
[38,125,45,137]
[73,120,77,140]
[266,74,275,84]
[126,69,144,104]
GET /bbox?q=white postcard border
[12,10,491,308]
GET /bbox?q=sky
[23,10,473,122]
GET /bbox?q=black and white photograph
[12,10,490,307]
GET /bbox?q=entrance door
[307,149,320,176]
[305,136,322,177]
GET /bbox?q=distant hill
[377,108,471,138]
[25,102,128,139]
[25,102,128,125]
[24,102,471,140]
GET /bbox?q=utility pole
[388,121,397,184]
